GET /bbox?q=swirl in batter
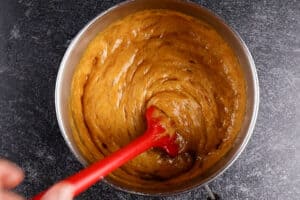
[70,10,246,190]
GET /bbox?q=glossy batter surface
[70,10,246,189]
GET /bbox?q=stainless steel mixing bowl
[55,0,259,196]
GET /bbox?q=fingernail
[56,185,73,200]
[42,183,73,200]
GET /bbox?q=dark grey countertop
[0,0,299,199]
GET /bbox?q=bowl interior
[55,0,259,196]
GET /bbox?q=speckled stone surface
[0,0,299,199]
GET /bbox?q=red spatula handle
[31,106,179,200]
[31,126,163,200]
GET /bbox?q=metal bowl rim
[55,0,260,196]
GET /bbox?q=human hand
[0,159,24,200]
[40,182,73,200]
[0,159,73,200]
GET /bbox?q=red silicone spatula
[32,106,179,200]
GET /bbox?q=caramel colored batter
[70,10,246,189]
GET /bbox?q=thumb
[41,182,73,200]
